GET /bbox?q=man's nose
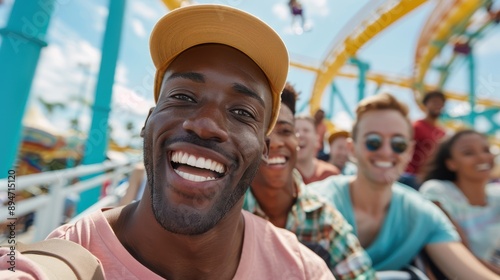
[182,106,229,142]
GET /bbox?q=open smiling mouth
[266,156,287,166]
[373,160,394,168]
[171,151,227,182]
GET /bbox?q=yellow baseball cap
[328,130,350,145]
[149,4,289,135]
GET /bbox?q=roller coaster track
[308,0,427,114]
[414,0,487,101]
[291,61,500,108]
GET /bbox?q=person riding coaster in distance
[46,4,333,280]
[308,93,500,279]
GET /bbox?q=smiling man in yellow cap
[46,4,333,279]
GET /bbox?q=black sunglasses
[365,133,409,154]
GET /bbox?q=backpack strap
[15,239,105,280]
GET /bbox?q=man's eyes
[232,108,254,118]
[171,94,195,102]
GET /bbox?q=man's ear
[261,137,270,163]
[140,107,155,138]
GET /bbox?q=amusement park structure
[292,0,499,144]
[0,0,499,212]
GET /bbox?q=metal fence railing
[0,160,138,242]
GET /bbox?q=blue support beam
[77,0,127,213]
[0,0,55,178]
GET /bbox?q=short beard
[144,134,261,235]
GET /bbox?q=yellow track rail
[291,61,500,108]
[309,0,427,114]
[414,0,485,95]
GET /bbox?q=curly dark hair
[281,82,299,115]
[422,129,484,182]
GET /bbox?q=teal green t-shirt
[308,176,459,271]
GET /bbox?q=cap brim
[328,131,350,144]
[150,4,289,135]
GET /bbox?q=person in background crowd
[244,86,375,279]
[399,90,447,190]
[420,129,500,275]
[295,114,340,184]
[309,93,500,279]
[328,130,357,176]
[314,108,330,161]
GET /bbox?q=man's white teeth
[268,157,286,165]
[174,170,215,182]
[171,151,225,173]
[374,161,393,168]
[476,163,491,171]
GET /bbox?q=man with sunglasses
[309,93,500,279]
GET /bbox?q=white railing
[0,160,138,242]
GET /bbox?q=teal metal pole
[467,50,476,127]
[331,83,354,119]
[0,0,55,178]
[348,57,369,102]
[77,0,127,212]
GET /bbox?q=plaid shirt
[243,170,375,280]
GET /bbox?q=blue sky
[1,0,499,147]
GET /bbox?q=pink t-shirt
[47,209,333,280]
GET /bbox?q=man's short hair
[282,82,299,115]
[422,90,446,105]
[149,4,289,135]
[351,93,412,140]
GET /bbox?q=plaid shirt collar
[245,169,324,221]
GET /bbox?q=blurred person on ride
[308,93,500,279]
[328,130,357,176]
[400,90,447,190]
[244,85,375,279]
[295,113,340,184]
[420,129,500,275]
[314,108,330,161]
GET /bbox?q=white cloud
[130,1,163,19]
[115,63,129,85]
[92,5,108,32]
[273,3,290,21]
[303,0,329,17]
[476,31,500,56]
[131,18,147,38]
[112,84,154,116]
[332,111,353,131]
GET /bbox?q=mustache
[161,133,237,164]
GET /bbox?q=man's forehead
[358,110,411,135]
